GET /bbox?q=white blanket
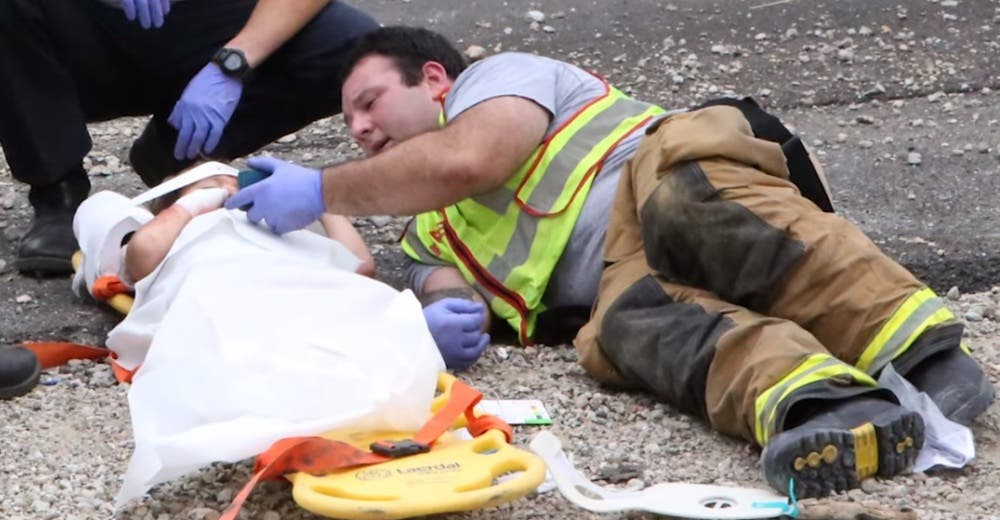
[88,208,442,505]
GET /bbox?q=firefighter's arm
[321,95,550,215]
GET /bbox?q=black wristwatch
[211,47,251,79]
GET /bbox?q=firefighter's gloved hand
[122,0,171,29]
[168,63,243,160]
[423,298,490,371]
[225,157,325,234]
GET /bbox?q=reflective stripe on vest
[753,353,878,446]
[402,81,664,344]
[855,287,955,375]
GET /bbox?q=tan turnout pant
[574,105,961,445]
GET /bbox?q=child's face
[180,175,238,196]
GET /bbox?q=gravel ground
[1,286,999,520]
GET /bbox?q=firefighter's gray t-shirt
[405,52,663,313]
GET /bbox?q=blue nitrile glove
[167,63,243,160]
[121,0,171,29]
[423,298,491,371]
[224,156,325,234]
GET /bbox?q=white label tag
[478,399,553,425]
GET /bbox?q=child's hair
[147,189,182,215]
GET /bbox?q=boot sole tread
[764,409,924,498]
[14,256,74,276]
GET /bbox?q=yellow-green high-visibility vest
[402,78,664,345]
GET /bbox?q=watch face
[224,53,244,72]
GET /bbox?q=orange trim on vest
[515,113,656,218]
[440,210,534,345]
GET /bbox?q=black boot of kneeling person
[0,345,41,400]
[16,171,90,276]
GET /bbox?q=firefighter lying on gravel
[220,26,996,498]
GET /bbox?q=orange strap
[220,379,512,520]
[92,274,131,300]
[20,341,137,383]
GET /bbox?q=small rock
[856,115,876,125]
[0,259,7,273]
[887,484,909,498]
[277,133,297,144]
[625,478,645,491]
[188,508,220,520]
[464,45,486,61]
[965,310,984,322]
[542,25,556,33]
[597,463,643,483]
[369,216,391,227]
[526,10,545,23]
[861,478,885,494]
[15,294,32,304]
[906,152,922,165]
[858,140,874,149]
[837,48,855,61]
[835,133,848,143]
[496,347,509,360]
[261,512,281,520]
[215,488,233,503]
[946,286,961,300]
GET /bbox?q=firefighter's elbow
[446,150,505,192]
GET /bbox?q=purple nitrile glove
[224,156,325,234]
[121,0,171,29]
[422,298,490,371]
[168,63,243,160]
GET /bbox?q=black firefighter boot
[15,172,91,276]
[0,345,41,400]
[761,395,924,498]
[891,322,995,426]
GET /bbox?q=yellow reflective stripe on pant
[754,354,878,445]
[855,287,955,375]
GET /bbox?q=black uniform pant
[0,0,376,187]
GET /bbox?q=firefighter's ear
[420,61,450,95]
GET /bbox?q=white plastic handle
[529,431,794,520]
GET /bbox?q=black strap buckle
[370,439,430,458]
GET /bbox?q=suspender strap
[692,96,835,213]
